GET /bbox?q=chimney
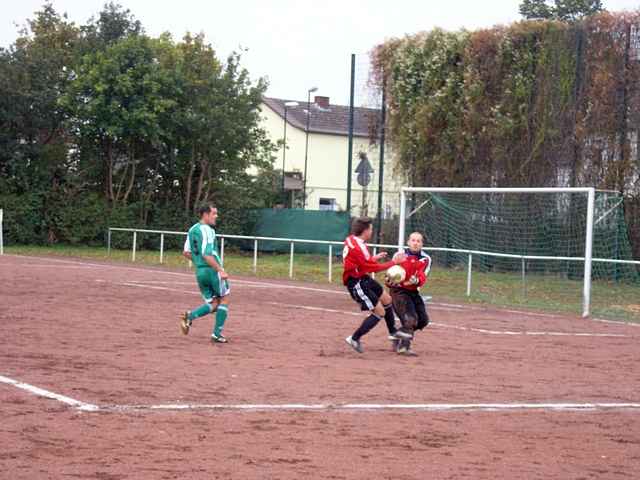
[314,96,330,109]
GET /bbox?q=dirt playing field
[1,253,640,479]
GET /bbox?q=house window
[319,198,336,211]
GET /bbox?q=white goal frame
[399,187,596,318]
[0,208,3,256]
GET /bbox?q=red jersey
[394,248,432,291]
[342,234,395,285]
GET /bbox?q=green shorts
[195,267,230,303]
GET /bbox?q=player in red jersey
[386,232,432,356]
[343,217,411,353]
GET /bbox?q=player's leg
[379,289,398,338]
[359,277,405,340]
[347,301,384,351]
[211,297,229,343]
[380,283,414,341]
[393,296,427,356]
[392,289,418,355]
[414,294,430,331]
[180,270,216,335]
[345,278,384,353]
[211,273,230,343]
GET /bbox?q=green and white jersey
[187,222,222,269]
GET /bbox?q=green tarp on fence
[251,209,349,254]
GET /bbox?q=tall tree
[519,0,604,21]
[169,34,273,214]
[61,34,177,205]
[519,0,554,19]
[80,1,142,51]
[0,4,79,193]
[1,2,279,244]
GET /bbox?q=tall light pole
[282,101,299,206]
[303,86,318,209]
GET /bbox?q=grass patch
[6,244,639,323]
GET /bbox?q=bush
[0,193,47,244]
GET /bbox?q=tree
[2,3,278,244]
[80,1,142,51]
[519,0,554,19]
[519,0,604,21]
[554,0,604,21]
[0,4,79,193]
[61,34,178,205]
[0,4,81,242]
[168,34,275,214]
[372,11,640,259]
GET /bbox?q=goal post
[399,187,597,317]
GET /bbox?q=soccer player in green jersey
[180,203,231,343]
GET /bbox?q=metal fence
[108,227,346,283]
[107,227,640,297]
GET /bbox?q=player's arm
[196,226,228,279]
[418,254,432,286]
[405,255,431,287]
[359,252,405,274]
[203,254,228,279]
[182,237,192,260]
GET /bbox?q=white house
[260,95,402,217]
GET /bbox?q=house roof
[262,96,381,138]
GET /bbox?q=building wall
[260,103,403,218]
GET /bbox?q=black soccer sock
[352,313,382,342]
[383,303,396,334]
[416,305,430,330]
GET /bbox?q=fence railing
[107,227,640,295]
[108,227,349,283]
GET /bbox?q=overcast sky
[2,0,639,105]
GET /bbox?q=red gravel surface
[1,254,639,479]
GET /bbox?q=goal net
[398,188,639,319]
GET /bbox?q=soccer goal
[398,187,639,318]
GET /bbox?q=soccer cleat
[345,336,363,353]
[397,347,418,356]
[180,311,191,335]
[391,330,413,340]
[211,333,228,343]
[396,339,417,356]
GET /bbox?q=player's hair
[351,217,373,236]
[197,203,216,217]
[409,231,424,241]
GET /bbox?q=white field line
[100,402,640,412]
[2,373,639,413]
[1,373,639,413]
[112,282,456,314]
[592,317,640,326]
[268,302,630,338]
[3,253,638,327]
[0,375,99,412]
[4,264,95,269]
[113,281,196,296]
[101,280,631,338]
[110,282,631,338]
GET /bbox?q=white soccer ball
[386,265,406,284]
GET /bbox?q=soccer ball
[386,265,406,284]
